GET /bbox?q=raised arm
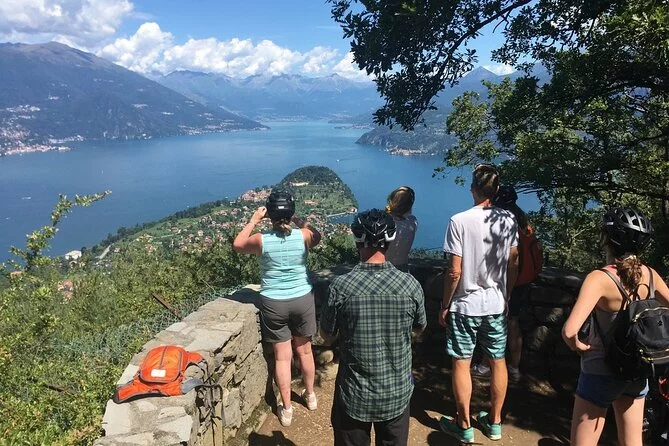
[232,207,266,255]
[293,216,321,248]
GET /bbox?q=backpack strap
[599,268,632,310]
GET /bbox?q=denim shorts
[446,312,507,360]
[576,372,649,408]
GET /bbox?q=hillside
[0,43,265,155]
[96,165,357,254]
[353,66,550,155]
[157,71,383,121]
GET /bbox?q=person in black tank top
[562,207,669,446]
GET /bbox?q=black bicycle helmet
[601,206,653,255]
[266,190,295,221]
[493,185,518,209]
[351,209,396,248]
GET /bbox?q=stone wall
[95,296,268,446]
[311,259,585,373]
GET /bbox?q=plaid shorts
[446,312,507,360]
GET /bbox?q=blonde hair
[386,186,415,217]
[615,254,643,293]
[272,218,292,237]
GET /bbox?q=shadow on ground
[411,340,618,446]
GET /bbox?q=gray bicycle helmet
[602,207,653,255]
[266,191,295,221]
[351,209,396,248]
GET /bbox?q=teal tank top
[260,230,311,299]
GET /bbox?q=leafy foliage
[331,0,669,271]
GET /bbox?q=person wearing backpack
[562,207,669,446]
[233,191,321,427]
[471,185,543,383]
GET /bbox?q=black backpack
[595,267,669,379]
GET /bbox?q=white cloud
[0,0,133,48]
[98,22,173,74]
[483,63,516,75]
[98,22,370,80]
[333,53,373,82]
[302,47,339,74]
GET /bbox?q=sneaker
[439,415,475,444]
[508,366,521,384]
[471,363,491,377]
[301,389,317,410]
[277,404,293,427]
[476,411,502,441]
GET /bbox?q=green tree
[331,0,669,270]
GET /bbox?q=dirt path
[250,342,619,445]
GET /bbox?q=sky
[0,0,513,80]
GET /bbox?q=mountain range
[157,71,383,121]
[0,41,550,157]
[0,42,264,153]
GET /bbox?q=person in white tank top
[384,186,417,272]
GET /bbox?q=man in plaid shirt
[321,209,426,446]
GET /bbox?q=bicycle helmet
[266,190,295,221]
[351,209,397,248]
[601,207,653,255]
[493,185,518,209]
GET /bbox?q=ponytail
[272,219,292,237]
[615,254,643,293]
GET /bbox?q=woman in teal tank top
[233,191,321,427]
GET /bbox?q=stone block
[157,414,195,443]
[158,406,187,419]
[101,400,135,436]
[212,321,244,336]
[422,271,445,302]
[529,285,576,306]
[525,325,560,353]
[135,400,158,413]
[222,317,260,363]
[94,432,155,445]
[185,328,234,353]
[227,287,262,308]
[532,306,570,326]
[240,344,268,421]
[233,354,252,385]
[218,361,236,387]
[116,364,139,385]
[165,322,187,332]
[315,348,334,366]
[536,267,585,290]
[221,388,242,429]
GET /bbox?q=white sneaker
[508,366,522,383]
[301,389,318,411]
[278,404,293,426]
[471,363,491,377]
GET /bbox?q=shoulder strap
[647,265,655,297]
[599,268,632,311]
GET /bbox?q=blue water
[0,121,535,259]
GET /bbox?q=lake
[0,121,534,259]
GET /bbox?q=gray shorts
[260,291,317,343]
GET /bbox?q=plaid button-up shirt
[321,261,426,422]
